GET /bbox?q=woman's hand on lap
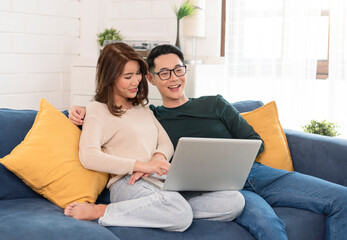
[134,153,170,176]
[129,172,150,184]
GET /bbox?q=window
[222,0,330,79]
[316,9,330,79]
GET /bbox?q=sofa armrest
[284,129,347,187]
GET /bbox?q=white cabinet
[70,58,96,106]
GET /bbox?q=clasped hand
[129,153,170,185]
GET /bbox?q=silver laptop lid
[163,137,262,191]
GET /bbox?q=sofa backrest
[0,109,38,158]
[0,100,263,201]
[0,100,263,158]
[232,100,264,113]
[0,109,68,158]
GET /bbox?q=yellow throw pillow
[0,99,109,208]
[241,101,294,171]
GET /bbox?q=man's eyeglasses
[151,65,187,81]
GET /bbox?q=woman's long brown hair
[94,42,149,116]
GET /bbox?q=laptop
[142,137,262,191]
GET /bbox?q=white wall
[0,0,222,110]
[105,0,222,61]
[0,0,81,110]
[77,0,222,62]
[72,0,223,106]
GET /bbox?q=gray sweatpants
[98,175,245,232]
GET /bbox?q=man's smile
[168,84,181,91]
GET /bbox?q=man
[69,44,347,239]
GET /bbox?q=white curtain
[328,0,347,137]
[225,0,347,138]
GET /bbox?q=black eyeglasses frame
[151,65,187,81]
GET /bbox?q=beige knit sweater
[79,101,174,188]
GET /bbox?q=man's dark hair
[146,44,185,72]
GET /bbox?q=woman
[64,43,193,232]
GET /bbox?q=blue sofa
[1,101,346,240]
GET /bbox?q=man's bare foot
[64,202,107,221]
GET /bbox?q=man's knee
[161,192,193,232]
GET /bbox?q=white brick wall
[0,1,11,11]
[0,0,81,110]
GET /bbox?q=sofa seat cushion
[106,207,326,240]
[0,198,119,240]
[0,199,326,240]
[273,207,325,240]
[107,220,254,240]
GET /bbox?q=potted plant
[173,0,200,49]
[97,27,123,48]
[302,120,341,137]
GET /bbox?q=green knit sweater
[150,95,264,156]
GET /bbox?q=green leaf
[302,119,340,137]
[96,27,123,47]
[173,0,201,20]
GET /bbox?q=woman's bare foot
[64,202,107,220]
